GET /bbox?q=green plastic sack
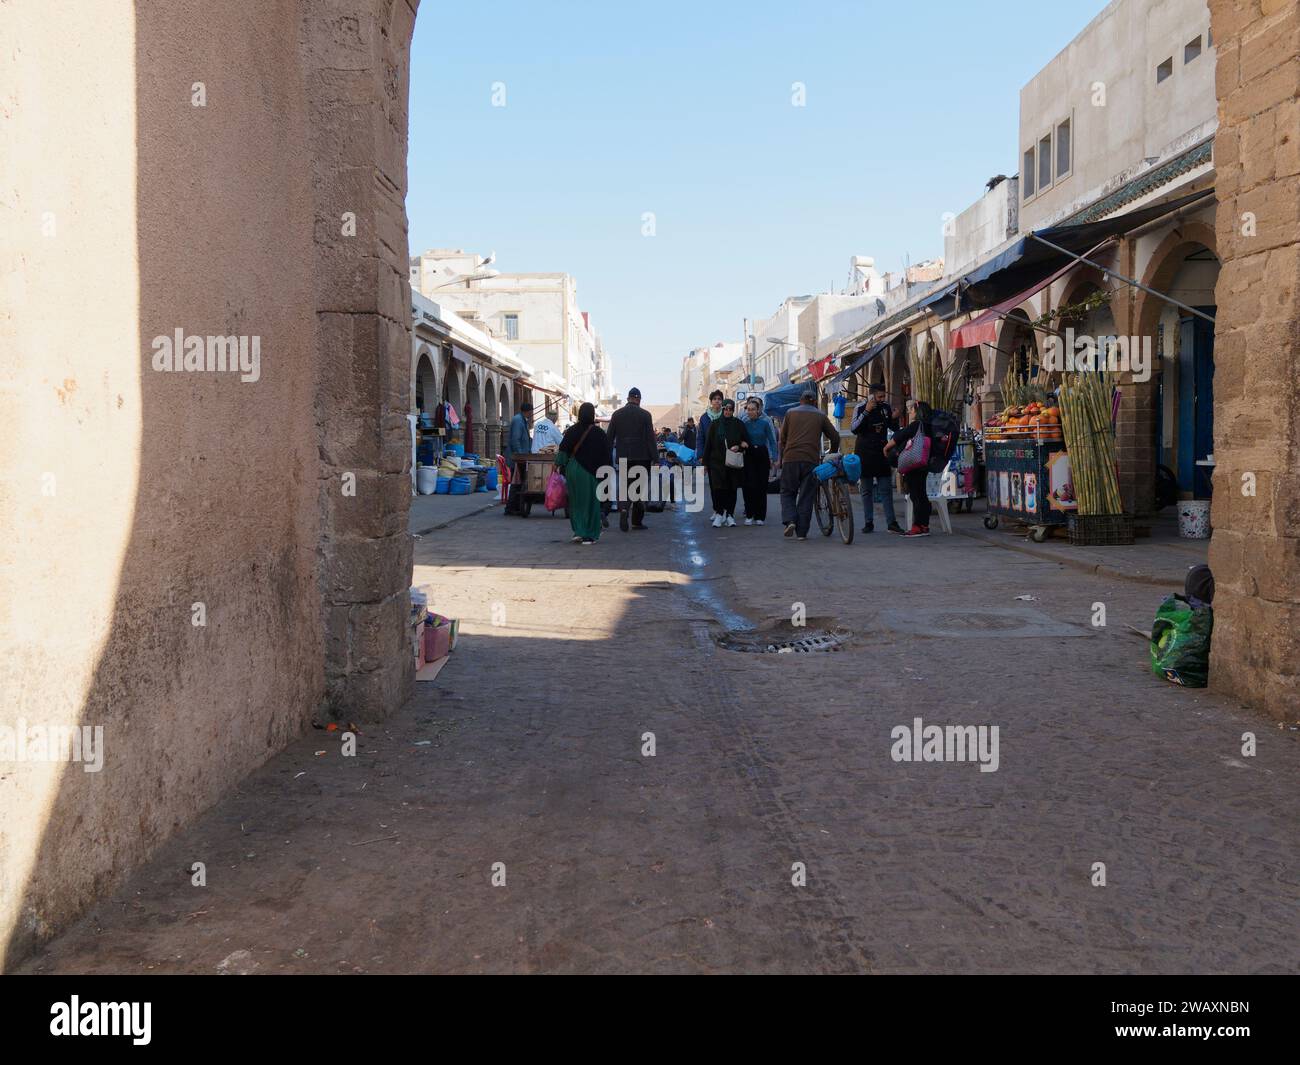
[1150,595,1213,688]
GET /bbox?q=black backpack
[927,410,959,473]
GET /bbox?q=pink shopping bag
[545,470,568,511]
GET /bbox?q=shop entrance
[1177,307,1216,498]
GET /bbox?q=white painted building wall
[752,297,813,385]
[680,347,710,420]
[798,294,885,360]
[1018,0,1216,230]
[944,177,1020,279]
[410,249,610,405]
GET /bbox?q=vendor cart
[982,424,1074,542]
[936,436,981,513]
[512,453,566,519]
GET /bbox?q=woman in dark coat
[555,402,613,544]
[884,399,932,538]
[703,398,747,527]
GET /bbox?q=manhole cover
[716,628,850,654]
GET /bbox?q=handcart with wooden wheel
[513,453,567,519]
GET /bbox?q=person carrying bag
[884,399,935,537]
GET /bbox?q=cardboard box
[423,621,451,663]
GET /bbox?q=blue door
[1177,309,1216,498]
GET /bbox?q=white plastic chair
[904,471,953,534]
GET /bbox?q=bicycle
[813,467,855,545]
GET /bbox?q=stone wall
[1207,0,1300,720]
[0,0,417,969]
[303,0,418,719]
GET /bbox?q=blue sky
[408,0,1107,405]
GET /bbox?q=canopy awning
[828,328,906,386]
[807,353,837,381]
[761,381,808,418]
[957,189,1211,308]
[949,245,1113,348]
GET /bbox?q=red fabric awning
[808,354,837,381]
[949,240,1115,349]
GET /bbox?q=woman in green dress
[555,402,613,544]
[703,397,747,527]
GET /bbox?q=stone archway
[1134,221,1218,342]
[465,370,482,453]
[988,306,1039,389]
[414,346,438,413]
[1133,224,1220,504]
[442,351,464,414]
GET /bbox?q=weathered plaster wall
[1207,0,1299,720]
[1,0,417,969]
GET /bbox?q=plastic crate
[1067,513,1135,546]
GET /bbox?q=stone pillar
[1207,0,1300,721]
[1114,380,1158,517]
[1110,239,1159,518]
[303,0,419,721]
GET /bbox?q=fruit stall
[981,397,1074,541]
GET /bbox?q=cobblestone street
[21,505,1300,975]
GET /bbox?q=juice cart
[982,423,1075,541]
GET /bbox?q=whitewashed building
[410,248,615,411]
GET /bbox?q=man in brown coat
[778,391,840,540]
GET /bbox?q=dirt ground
[18,502,1300,974]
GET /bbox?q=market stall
[980,369,1133,545]
[982,401,1070,541]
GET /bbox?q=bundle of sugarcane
[910,337,964,413]
[1000,350,1051,407]
[1057,370,1122,515]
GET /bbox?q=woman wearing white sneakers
[702,398,747,527]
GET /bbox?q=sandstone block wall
[1207,0,1299,720]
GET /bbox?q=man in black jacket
[607,386,657,531]
[851,381,903,533]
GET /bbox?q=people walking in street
[703,398,747,527]
[694,390,724,464]
[555,402,612,545]
[778,391,841,540]
[851,381,904,534]
[607,385,657,531]
[885,398,934,538]
[505,400,534,516]
[740,397,777,525]
[681,417,697,451]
